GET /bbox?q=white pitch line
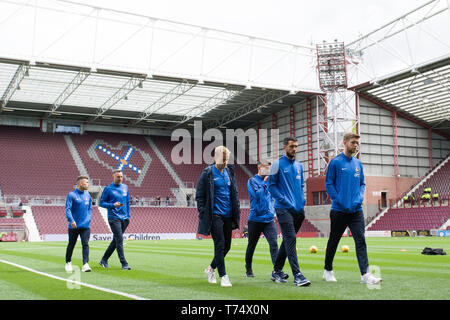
[0,259,148,300]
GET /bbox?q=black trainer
[271,270,288,283]
[122,264,131,270]
[293,272,311,287]
[246,269,254,278]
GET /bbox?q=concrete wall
[305,204,378,236]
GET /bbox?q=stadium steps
[401,154,450,204]
[144,136,187,205]
[64,134,90,178]
[366,154,450,231]
[97,206,111,232]
[236,162,253,178]
[23,206,42,241]
[440,219,450,230]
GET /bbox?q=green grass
[0,237,449,300]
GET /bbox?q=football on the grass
[309,245,318,253]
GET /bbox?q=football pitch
[0,237,448,300]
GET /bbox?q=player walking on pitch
[99,170,131,270]
[245,159,288,279]
[268,137,311,286]
[323,132,381,284]
[65,176,92,273]
[196,146,241,287]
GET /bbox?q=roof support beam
[91,76,144,121]
[0,64,29,111]
[172,86,242,128]
[357,91,450,140]
[206,90,290,129]
[133,79,197,125]
[47,69,90,117]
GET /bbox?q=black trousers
[102,218,129,265]
[273,208,305,276]
[66,227,90,264]
[324,210,369,275]
[210,214,233,277]
[245,220,278,271]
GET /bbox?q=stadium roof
[351,54,450,137]
[0,0,448,134]
[0,57,317,130]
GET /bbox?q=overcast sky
[70,0,429,45]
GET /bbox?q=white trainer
[81,263,92,272]
[205,266,217,284]
[323,270,337,282]
[65,262,73,273]
[220,275,232,287]
[361,272,382,284]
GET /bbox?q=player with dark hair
[268,137,311,286]
[99,170,131,270]
[65,176,92,273]
[323,133,381,284]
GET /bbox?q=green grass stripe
[0,237,449,300]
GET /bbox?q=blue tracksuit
[212,165,232,217]
[324,152,369,275]
[325,152,365,213]
[248,174,275,223]
[65,188,92,229]
[268,155,305,212]
[99,183,130,220]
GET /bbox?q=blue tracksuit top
[268,155,305,212]
[99,183,130,220]
[212,165,232,217]
[248,174,275,223]
[325,152,365,213]
[65,188,92,229]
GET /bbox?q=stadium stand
[0,217,25,242]
[0,206,7,217]
[408,156,450,205]
[150,136,256,199]
[11,207,24,217]
[0,232,18,242]
[150,136,206,187]
[0,125,318,238]
[26,205,319,238]
[368,154,450,231]
[126,207,198,233]
[0,126,79,196]
[32,206,109,235]
[368,206,450,231]
[71,131,180,199]
[0,125,261,203]
[0,217,25,226]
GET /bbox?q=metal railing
[183,182,195,189]
[3,195,66,206]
